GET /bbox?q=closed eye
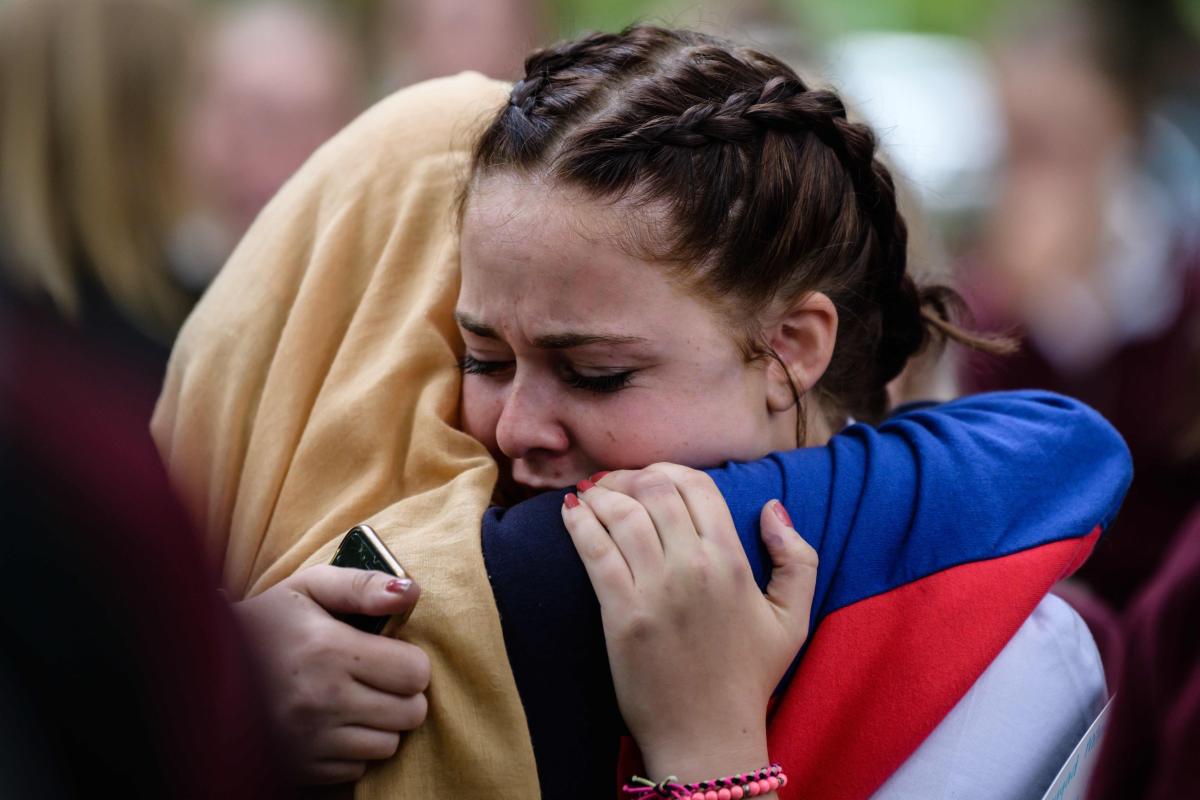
[562,368,635,394]
[457,354,512,376]
[460,354,636,394]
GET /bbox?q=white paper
[1040,696,1115,800]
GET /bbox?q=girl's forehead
[464,181,643,294]
[463,173,640,245]
[459,180,732,351]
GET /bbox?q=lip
[509,459,589,492]
[514,479,569,491]
[509,472,581,491]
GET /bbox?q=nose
[494,375,570,460]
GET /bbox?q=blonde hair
[0,0,192,340]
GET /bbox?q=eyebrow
[454,312,648,349]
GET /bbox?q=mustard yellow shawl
[152,73,539,797]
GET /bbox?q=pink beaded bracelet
[623,763,786,799]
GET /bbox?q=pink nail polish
[385,578,412,594]
[772,500,792,527]
[564,492,580,509]
[576,479,595,493]
[588,471,611,482]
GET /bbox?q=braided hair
[467,25,1008,423]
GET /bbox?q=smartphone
[328,524,415,634]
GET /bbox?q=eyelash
[457,354,510,376]
[562,369,635,394]
[457,355,635,395]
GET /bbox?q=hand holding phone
[329,524,416,634]
[234,554,430,785]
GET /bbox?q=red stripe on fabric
[771,527,1102,800]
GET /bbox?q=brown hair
[466,25,1010,422]
[0,0,192,341]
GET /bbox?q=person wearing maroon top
[0,283,289,798]
[1086,506,1200,799]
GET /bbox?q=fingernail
[589,471,610,482]
[564,492,580,509]
[385,578,412,594]
[772,500,792,528]
[576,479,596,493]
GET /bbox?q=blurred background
[0,0,1197,795]
[6,0,1192,607]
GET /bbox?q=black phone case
[329,526,410,634]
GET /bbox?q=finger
[562,492,635,604]
[588,468,661,496]
[760,500,819,645]
[646,463,738,548]
[587,468,624,488]
[611,468,700,557]
[294,564,421,618]
[347,685,429,732]
[343,634,431,696]
[317,725,402,763]
[575,483,666,581]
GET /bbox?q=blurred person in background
[0,0,194,367]
[180,0,367,291]
[965,0,1200,614]
[374,0,542,88]
[1086,504,1200,799]
[0,0,289,794]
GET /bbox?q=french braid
[469,25,1009,423]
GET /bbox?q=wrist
[640,729,769,787]
[630,752,783,800]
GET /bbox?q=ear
[763,292,838,413]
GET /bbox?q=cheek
[562,398,667,469]
[460,380,502,452]
[572,381,764,470]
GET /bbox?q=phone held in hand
[328,524,415,634]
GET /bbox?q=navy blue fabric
[482,490,618,797]
[481,390,1132,799]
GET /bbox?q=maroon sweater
[1087,506,1200,800]
[0,290,286,798]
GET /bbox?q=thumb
[759,500,818,640]
[292,564,421,618]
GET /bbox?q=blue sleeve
[715,389,1132,624]
[481,390,1132,798]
